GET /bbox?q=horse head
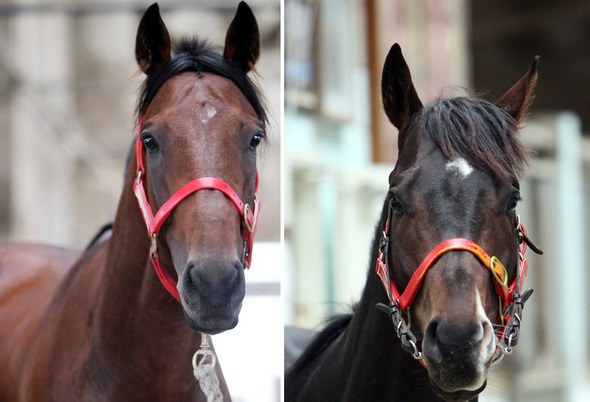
[380,43,538,399]
[133,2,265,335]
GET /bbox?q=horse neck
[92,154,199,382]
[338,213,438,401]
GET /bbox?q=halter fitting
[375,195,542,364]
[134,116,260,302]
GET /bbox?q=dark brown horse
[285,44,542,401]
[0,2,266,400]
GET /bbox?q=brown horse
[286,44,541,401]
[0,2,266,400]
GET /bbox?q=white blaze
[199,103,217,124]
[446,157,474,178]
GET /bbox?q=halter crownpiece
[133,116,260,302]
[375,195,542,363]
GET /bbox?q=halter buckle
[242,240,250,267]
[243,203,254,234]
[490,256,508,287]
[150,233,158,258]
[136,169,143,184]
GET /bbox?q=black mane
[419,97,529,179]
[137,38,267,128]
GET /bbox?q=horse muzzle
[178,255,246,334]
[421,315,495,397]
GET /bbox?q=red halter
[376,236,527,321]
[133,116,260,302]
[375,200,539,361]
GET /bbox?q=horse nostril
[186,258,242,292]
[479,320,495,362]
[188,262,205,289]
[423,317,443,364]
[232,260,242,283]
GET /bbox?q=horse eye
[249,133,263,150]
[143,135,159,151]
[506,195,520,214]
[390,196,404,217]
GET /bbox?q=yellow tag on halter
[490,256,508,287]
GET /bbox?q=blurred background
[0,0,280,401]
[285,0,589,401]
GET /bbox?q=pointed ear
[381,44,423,150]
[495,56,540,122]
[135,3,171,75]
[223,2,260,73]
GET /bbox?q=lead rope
[192,334,223,402]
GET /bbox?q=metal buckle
[136,169,143,184]
[243,203,254,234]
[241,240,250,266]
[490,256,508,287]
[150,233,158,258]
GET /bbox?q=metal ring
[504,334,514,355]
[491,347,505,365]
[243,203,254,234]
[192,349,217,369]
[490,256,508,287]
[408,340,422,360]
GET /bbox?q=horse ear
[381,43,422,130]
[224,2,260,73]
[495,56,540,122]
[381,44,423,150]
[135,3,171,75]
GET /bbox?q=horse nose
[186,256,242,299]
[423,316,495,365]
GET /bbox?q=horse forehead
[403,153,494,218]
[150,72,258,125]
[445,158,474,178]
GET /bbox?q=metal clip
[150,233,158,258]
[504,334,514,355]
[192,334,217,369]
[241,240,250,266]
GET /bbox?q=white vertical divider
[556,112,588,401]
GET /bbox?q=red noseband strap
[133,116,259,302]
[376,238,511,312]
